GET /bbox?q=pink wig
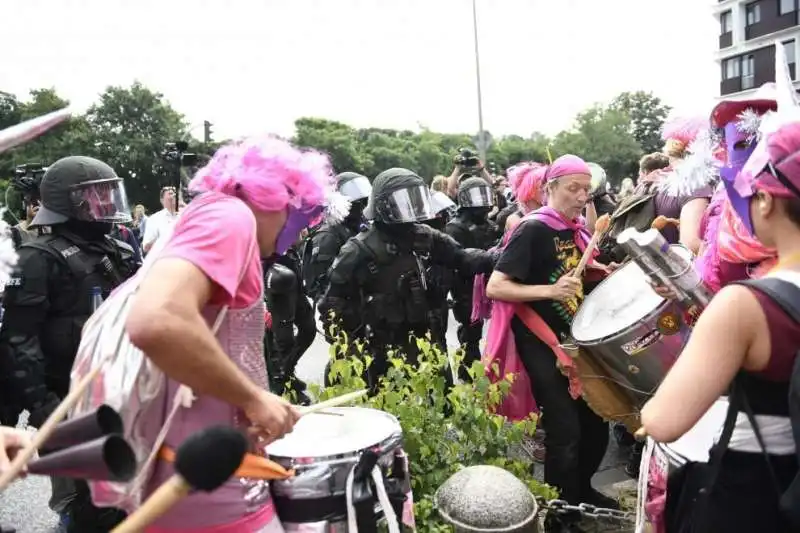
[507,162,547,205]
[189,135,334,213]
[661,116,706,145]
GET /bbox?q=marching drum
[636,398,729,533]
[571,246,694,408]
[267,407,411,533]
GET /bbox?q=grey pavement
[0,312,631,532]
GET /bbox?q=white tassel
[325,190,351,225]
[659,128,721,197]
[0,211,19,287]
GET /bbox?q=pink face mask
[275,204,323,255]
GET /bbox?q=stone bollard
[434,465,539,532]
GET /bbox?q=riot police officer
[0,156,138,532]
[8,163,47,249]
[422,191,458,345]
[319,168,495,390]
[446,177,499,379]
[302,171,372,305]
[264,245,316,405]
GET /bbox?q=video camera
[160,141,198,167]
[454,148,480,169]
[12,163,47,200]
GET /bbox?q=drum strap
[345,451,401,533]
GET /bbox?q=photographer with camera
[8,164,47,249]
[445,147,494,200]
[142,186,179,254]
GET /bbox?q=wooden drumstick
[574,214,611,279]
[298,389,368,416]
[0,364,104,491]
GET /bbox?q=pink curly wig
[189,135,334,213]
[661,116,707,159]
[507,162,547,206]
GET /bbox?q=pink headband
[545,154,591,182]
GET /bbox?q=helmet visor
[70,178,132,223]
[459,185,495,207]
[379,185,435,223]
[339,176,372,201]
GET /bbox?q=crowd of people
[1,67,800,533]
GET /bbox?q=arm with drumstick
[574,214,616,279]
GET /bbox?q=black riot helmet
[336,171,372,202]
[30,156,132,227]
[364,168,435,224]
[457,177,495,208]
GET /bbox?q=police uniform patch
[4,276,22,287]
[656,312,681,336]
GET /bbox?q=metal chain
[539,498,634,523]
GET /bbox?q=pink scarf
[480,206,594,420]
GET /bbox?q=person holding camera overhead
[142,186,179,254]
[445,147,495,199]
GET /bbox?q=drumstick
[574,214,611,279]
[0,364,103,491]
[298,389,368,416]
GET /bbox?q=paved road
[0,313,630,532]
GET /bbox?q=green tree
[84,81,188,211]
[610,90,671,155]
[294,118,372,175]
[553,105,643,184]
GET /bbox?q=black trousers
[452,303,483,381]
[512,317,609,503]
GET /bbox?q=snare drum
[636,398,729,533]
[571,246,693,407]
[267,407,409,532]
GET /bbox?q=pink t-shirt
[160,192,263,308]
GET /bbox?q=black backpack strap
[735,377,784,497]
[737,277,800,323]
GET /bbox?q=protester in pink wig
[503,162,548,232]
[661,115,707,164]
[126,135,338,533]
[483,154,618,513]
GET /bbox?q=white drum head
[660,398,729,464]
[267,407,400,459]
[572,261,664,343]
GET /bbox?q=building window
[742,55,755,89]
[746,2,761,25]
[724,57,740,79]
[721,10,733,33]
[785,40,796,65]
[780,0,796,15]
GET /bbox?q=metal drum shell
[266,407,403,500]
[571,257,692,408]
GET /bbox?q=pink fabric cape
[477,206,596,421]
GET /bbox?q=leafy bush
[305,327,558,531]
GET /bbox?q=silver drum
[267,406,405,532]
[570,246,693,407]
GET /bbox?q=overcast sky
[1,0,719,140]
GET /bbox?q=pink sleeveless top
[139,194,283,532]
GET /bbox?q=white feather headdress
[658,127,721,196]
